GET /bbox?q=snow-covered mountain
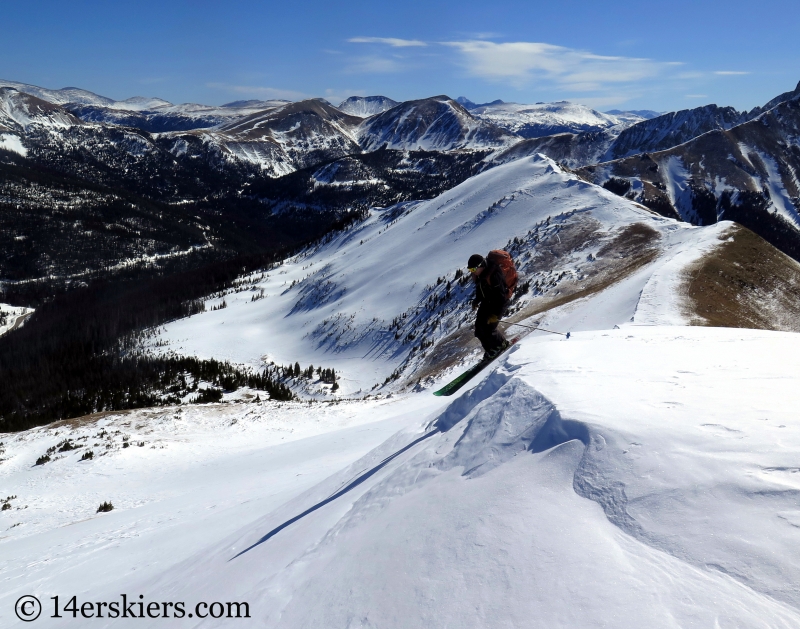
[0,88,83,133]
[470,100,647,139]
[174,99,363,177]
[577,91,800,260]
[606,104,748,160]
[4,154,800,628]
[63,100,288,133]
[455,96,505,110]
[606,81,800,161]
[485,83,800,172]
[0,79,117,107]
[358,95,516,152]
[484,104,751,168]
[605,108,661,121]
[0,78,292,134]
[337,95,398,117]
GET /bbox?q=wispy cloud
[348,37,427,48]
[715,71,750,76]
[342,35,698,107]
[207,82,308,101]
[344,56,407,74]
[441,40,675,91]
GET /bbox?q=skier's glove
[487,315,499,325]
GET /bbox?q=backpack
[486,250,518,301]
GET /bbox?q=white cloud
[442,40,674,91]
[348,37,427,48]
[206,83,307,101]
[715,71,750,76]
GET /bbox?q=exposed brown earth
[683,224,800,331]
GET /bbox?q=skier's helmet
[467,254,485,270]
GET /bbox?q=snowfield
[2,326,800,627]
[3,153,800,627]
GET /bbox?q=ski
[433,336,521,397]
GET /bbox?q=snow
[661,155,695,222]
[3,150,800,627]
[0,302,33,336]
[337,96,397,117]
[634,222,733,325]
[472,100,642,138]
[357,97,517,151]
[0,79,115,107]
[151,155,724,393]
[0,88,79,131]
[755,149,800,228]
[0,133,27,156]
[4,326,800,627]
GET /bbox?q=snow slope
[0,88,82,133]
[357,96,517,151]
[3,325,800,627]
[337,95,398,117]
[0,303,33,337]
[143,326,800,628]
[0,79,116,107]
[471,100,641,139]
[150,154,733,394]
[176,99,362,176]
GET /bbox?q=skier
[467,250,518,362]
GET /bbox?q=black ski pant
[474,302,507,354]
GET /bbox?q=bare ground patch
[683,225,800,331]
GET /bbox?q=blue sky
[3,0,798,112]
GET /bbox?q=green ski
[433,337,520,397]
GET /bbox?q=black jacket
[472,263,509,312]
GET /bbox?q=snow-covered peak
[0,79,115,107]
[337,96,398,117]
[471,100,642,139]
[456,96,505,110]
[112,96,174,111]
[221,99,292,109]
[605,108,661,121]
[0,87,82,132]
[607,104,747,160]
[358,95,518,151]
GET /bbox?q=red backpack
[486,250,518,301]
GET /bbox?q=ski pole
[499,320,571,338]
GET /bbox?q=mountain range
[2,76,800,293]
